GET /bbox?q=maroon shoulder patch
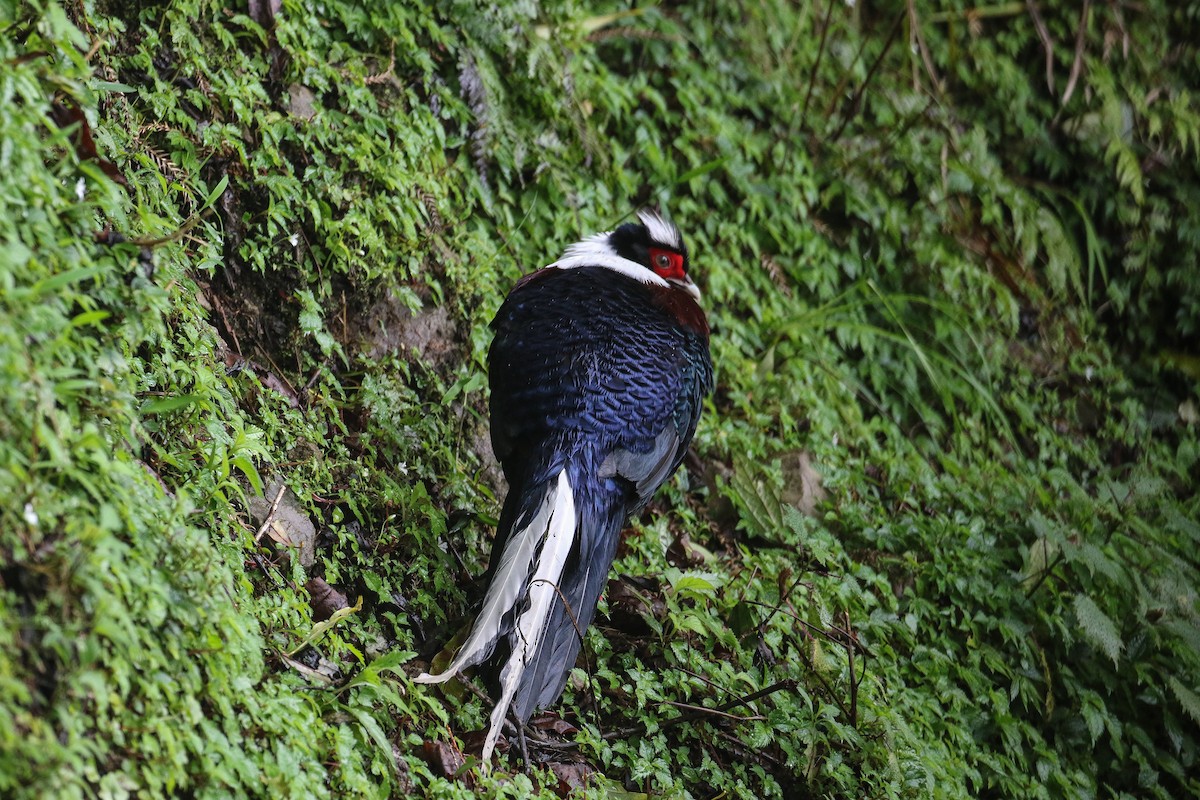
[651,286,710,337]
[512,267,561,292]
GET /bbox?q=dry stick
[663,700,766,724]
[85,36,105,61]
[1060,0,1091,107]
[906,0,943,95]
[742,597,864,655]
[827,10,906,145]
[514,720,531,769]
[214,295,243,358]
[303,357,330,393]
[1026,0,1056,95]
[129,210,205,248]
[844,609,858,729]
[243,501,285,590]
[254,484,288,543]
[601,679,799,741]
[257,348,299,403]
[364,42,396,85]
[820,32,871,130]
[758,569,809,632]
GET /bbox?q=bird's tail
[414,468,581,763]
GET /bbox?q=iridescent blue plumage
[415,210,712,762]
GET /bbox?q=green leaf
[1073,593,1123,665]
[69,310,111,328]
[670,571,724,598]
[229,455,264,497]
[141,394,203,414]
[93,80,138,93]
[288,596,364,656]
[54,378,96,396]
[202,174,230,210]
[727,601,758,637]
[33,266,104,296]
[1021,537,1057,589]
[727,459,784,538]
[1168,677,1200,726]
[677,157,727,185]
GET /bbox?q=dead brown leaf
[306,577,349,622]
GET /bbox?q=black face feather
[607,220,689,271]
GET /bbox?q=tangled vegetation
[1,0,1197,797]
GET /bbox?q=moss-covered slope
[2,2,1198,798]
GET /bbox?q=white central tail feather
[414,469,577,764]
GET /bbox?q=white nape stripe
[636,208,682,250]
[414,473,566,686]
[547,237,669,289]
[481,469,576,764]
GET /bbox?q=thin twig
[742,598,867,655]
[758,569,809,633]
[827,10,906,144]
[1023,548,1065,598]
[714,728,786,768]
[662,699,767,723]
[257,348,299,402]
[1026,0,1056,94]
[844,610,858,728]
[210,291,242,357]
[255,484,287,543]
[514,715,530,767]
[906,0,943,94]
[303,356,330,393]
[85,36,105,61]
[364,42,396,85]
[542,578,606,739]
[1060,0,1090,106]
[799,0,836,131]
[601,679,799,740]
[250,551,284,589]
[821,32,871,127]
[678,665,733,697]
[129,210,204,247]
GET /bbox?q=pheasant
[416,209,713,762]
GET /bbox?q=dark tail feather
[504,501,625,721]
[415,469,578,764]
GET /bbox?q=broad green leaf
[1073,593,1123,665]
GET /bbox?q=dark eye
[654,253,671,269]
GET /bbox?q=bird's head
[552,209,701,302]
[606,209,698,301]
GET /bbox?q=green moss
[2,0,1198,798]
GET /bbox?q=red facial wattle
[648,247,686,282]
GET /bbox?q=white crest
[636,208,682,250]
[545,210,685,289]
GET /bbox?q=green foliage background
[1,0,1198,797]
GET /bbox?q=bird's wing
[488,266,709,500]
